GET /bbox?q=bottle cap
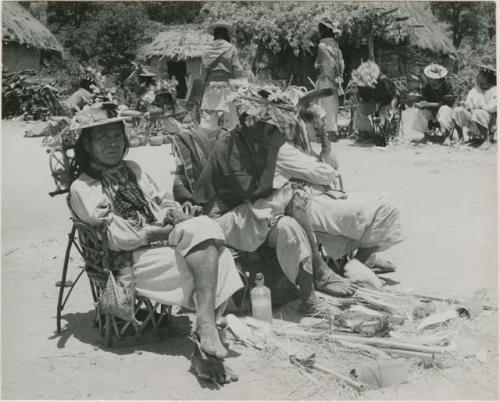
[255,272,264,283]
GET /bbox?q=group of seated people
[412,63,497,144]
[346,61,496,146]
[67,85,404,384]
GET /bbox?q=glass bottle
[250,273,273,323]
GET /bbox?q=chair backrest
[66,195,111,282]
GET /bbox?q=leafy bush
[49,2,149,82]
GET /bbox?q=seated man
[412,63,455,142]
[452,65,496,143]
[351,61,399,146]
[278,104,403,273]
[194,90,356,315]
[69,103,242,384]
[63,70,97,115]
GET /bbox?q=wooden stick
[337,340,390,359]
[311,362,365,390]
[329,334,453,354]
[380,348,435,360]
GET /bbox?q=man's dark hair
[73,121,129,178]
[479,69,496,87]
[318,23,334,39]
[213,27,231,42]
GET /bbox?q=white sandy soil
[1,111,498,399]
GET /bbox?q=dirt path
[1,116,498,399]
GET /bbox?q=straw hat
[350,61,381,88]
[70,103,138,132]
[424,63,448,80]
[208,21,234,36]
[318,17,341,35]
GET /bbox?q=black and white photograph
[1,0,497,399]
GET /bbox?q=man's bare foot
[196,322,228,359]
[191,342,238,384]
[315,264,357,297]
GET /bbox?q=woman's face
[84,122,126,168]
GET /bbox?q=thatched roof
[145,24,213,61]
[2,2,62,53]
[396,2,455,54]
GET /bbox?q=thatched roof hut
[397,2,454,55]
[144,24,213,98]
[2,2,62,72]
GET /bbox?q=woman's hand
[164,208,190,226]
[146,224,174,243]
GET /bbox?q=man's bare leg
[184,239,227,359]
[289,196,356,297]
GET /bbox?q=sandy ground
[1,111,498,400]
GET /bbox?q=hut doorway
[167,61,188,98]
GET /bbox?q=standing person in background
[200,22,247,131]
[315,17,345,142]
[412,63,455,143]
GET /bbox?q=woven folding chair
[56,200,172,346]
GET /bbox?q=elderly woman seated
[69,103,242,384]
[452,65,496,144]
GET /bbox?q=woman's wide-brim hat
[70,103,140,132]
[208,21,234,36]
[318,17,341,35]
[424,63,448,80]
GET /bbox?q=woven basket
[137,135,147,146]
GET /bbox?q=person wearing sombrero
[314,17,345,142]
[69,103,243,384]
[200,22,247,131]
[412,63,455,142]
[194,86,357,315]
[350,61,399,145]
[452,65,496,143]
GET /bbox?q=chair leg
[56,225,77,334]
[104,313,113,347]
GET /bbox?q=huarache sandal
[190,332,238,385]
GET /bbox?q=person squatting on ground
[315,17,345,142]
[412,63,455,142]
[351,61,400,146]
[200,22,247,131]
[68,103,243,384]
[452,65,496,144]
[194,87,357,315]
[276,98,403,275]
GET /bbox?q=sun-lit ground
[1,112,497,399]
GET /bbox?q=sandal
[190,332,238,385]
